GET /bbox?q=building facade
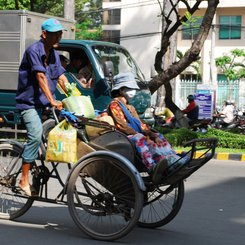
[102,0,245,107]
[102,0,162,80]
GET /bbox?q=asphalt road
[0,159,244,245]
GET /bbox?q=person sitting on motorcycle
[155,106,174,126]
[107,72,188,184]
[215,100,235,128]
[182,95,199,126]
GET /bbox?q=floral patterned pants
[128,133,188,171]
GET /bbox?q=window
[92,44,145,81]
[103,9,121,25]
[219,16,241,39]
[217,74,239,82]
[103,30,120,44]
[217,74,227,81]
[182,17,203,40]
[180,73,201,81]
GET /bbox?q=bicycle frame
[0,137,73,204]
[0,108,146,206]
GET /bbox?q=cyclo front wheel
[138,180,184,228]
[0,142,34,220]
[67,153,144,241]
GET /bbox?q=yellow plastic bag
[56,82,81,97]
[46,120,77,164]
[62,95,95,118]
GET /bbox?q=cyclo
[0,107,217,241]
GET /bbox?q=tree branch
[154,1,202,73]
[151,0,220,94]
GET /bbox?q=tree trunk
[15,0,19,9]
[64,0,75,20]
[156,0,178,108]
[150,0,220,128]
[30,0,35,11]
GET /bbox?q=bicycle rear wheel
[138,181,184,228]
[0,142,34,220]
[67,154,144,241]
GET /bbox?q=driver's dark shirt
[16,39,65,110]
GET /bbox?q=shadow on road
[0,160,244,245]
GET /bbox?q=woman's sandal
[152,159,168,184]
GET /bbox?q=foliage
[215,49,245,81]
[159,127,198,146]
[198,128,245,149]
[163,127,245,149]
[0,0,64,14]
[75,0,102,40]
[0,0,30,10]
[75,19,102,40]
[0,0,102,41]
[181,11,202,29]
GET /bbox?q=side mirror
[100,60,114,97]
[103,61,114,78]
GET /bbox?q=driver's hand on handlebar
[51,100,63,110]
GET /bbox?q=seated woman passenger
[107,72,187,184]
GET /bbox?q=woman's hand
[154,136,165,146]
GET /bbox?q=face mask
[122,88,137,99]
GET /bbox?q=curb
[176,151,245,162]
[213,153,245,161]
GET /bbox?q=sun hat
[41,18,66,32]
[111,73,140,92]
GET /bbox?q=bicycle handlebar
[50,107,114,131]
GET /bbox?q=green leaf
[215,49,245,81]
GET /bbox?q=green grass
[213,148,245,154]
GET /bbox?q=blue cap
[41,18,66,32]
[112,72,140,91]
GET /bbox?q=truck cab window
[92,45,145,82]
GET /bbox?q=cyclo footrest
[162,137,218,185]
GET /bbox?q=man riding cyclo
[16,18,90,196]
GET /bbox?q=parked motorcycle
[152,106,211,133]
[211,109,245,134]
